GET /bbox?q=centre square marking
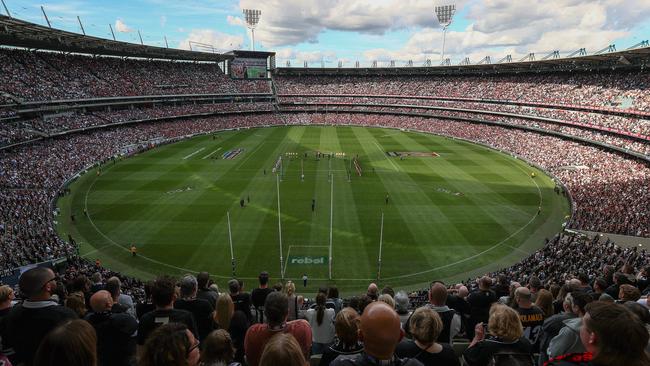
[289,256,327,265]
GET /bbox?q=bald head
[19,267,55,299]
[429,283,448,306]
[458,285,469,298]
[359,301,403,360]
[515,286,532,307]
[90,290,114,313]
[367,283,378,298]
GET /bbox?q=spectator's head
[624,301,650,325]
[89,290,113,313]
[408,307,443,347]
[528,276,542,292]
[381,286,395,298]
[378,293,395,309]
[457,285,469,298]
[358,301,403,360]
[179,275,198,299]
[614,272,629,286]
[327,285,339,299]
[478,276,492,291]
[19,267,57,300]
[265,291,289,327]
[139,323,200,366]
[571,291,594,317]
[515,287,533,307]
[70,275,90,294]
[394,291,409,314]
[0,285,15,308]
[144,280,154,301]
[284,281,296,297]
[105,277,121,300]
[367,283,379,300]
[488,304,523,342]
[228,279,240,295]
[593,277,608,293]
[201,329,234,365]
[258,271,269,287]
[335,307,360,346]
[65,292,87,318]
[91,272,102,284]
[429,282,448,306]
[577,272,589,285]
[152,276,177,308]
[259,333,307,366]
[215,293,234,329]
[33,320,97,366]
[619,284,641,302]
[581,302,650,366]
[197,272,210,290]
[535,289,554,318]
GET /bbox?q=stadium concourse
[1,39,650,365]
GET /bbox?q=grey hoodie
[547,317,584,358]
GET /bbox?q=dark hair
[70,275,90,293]
[228,279,240,294]
[201,329,234,364]
[584,302,650,366]
[151,276,176,307]
[259,272,269,286]
[624,301,650,324]
[381,286,395,298]
[570,291,593,315]
[144,280,154,300]
[316,293,326,326]
[265,291,288,326]
[104,277,120,299]
[139,323,193,366]
[19,267,53,298]
[33,320,97,366]
[594,277,608,291]
[197,272,210,290]
[327,285,339,299]
[577,273,589,284]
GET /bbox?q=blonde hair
[284,281,296,297]
[409,307,443,345]
[488,303,523,341]
[0,285,14,303]
[215,293,234,330]
[378,294,395,308]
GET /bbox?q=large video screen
[230,57,267,79]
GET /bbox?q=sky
[4,0,650,67]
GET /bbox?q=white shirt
[305,307,335,344]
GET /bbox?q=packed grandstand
[1,12,650,366]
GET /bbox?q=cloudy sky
[6,0,650,66]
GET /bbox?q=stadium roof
[276,47,650,76]
[0,15,232,62]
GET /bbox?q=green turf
[56,125,570,295]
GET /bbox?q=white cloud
[227,15,245,27]
[115,19,133,33]
[178,29,244,52]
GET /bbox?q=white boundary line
[277,174,285,279]
[201,147,222,159]
[80,128,546,282]
[183,147,205,160]
[373,141,400,171]
[329,173,334,279]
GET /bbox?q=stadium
[0,1,649,366]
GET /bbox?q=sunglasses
[41,276,59,289]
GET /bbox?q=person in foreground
[138,322,200,366]
[259,333,308,366]
[463,303,533,366]
[331,301,423,366]
[544,301,650,366]
[395,307,460,366]
[33,319,97,366]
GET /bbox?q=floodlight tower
[435,4,456,64]
[243,9,261,51]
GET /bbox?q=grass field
[56,125,570,294]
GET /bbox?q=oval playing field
[56,125,570,293]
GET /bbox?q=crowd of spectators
[1,230,649,365]
[0,48,270,103]
[276,72,650,112]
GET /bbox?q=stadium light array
[243,8,261,51]
[435,4,456,64]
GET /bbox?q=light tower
[434,4,456,64]
[243,9,261,51]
